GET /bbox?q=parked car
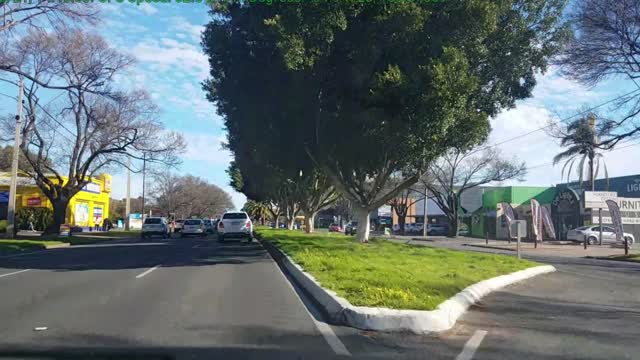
[411,223,424,234]
[141,217,169,239]
[427,224,448,236]
[566,225,635,246]
[218,211,253,242]
[174,219,184,232]
[181,219,206,237]
[329,223,343,232]
[201,219,215,233]
[345,221,358,235]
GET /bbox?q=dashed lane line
[135,265,161,279]
[0,269,32,278]
[455,330,488,360]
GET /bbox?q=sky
[2,3,640,211]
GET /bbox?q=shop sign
[619,198,640,211]
[104,177,112,192]
[27,197,41,206]
[93,207,103,225]
[584,191,617,209]
[82,182,101,194]
[553,189,578,206]
[378,205,392,217]
[75,203,89,226]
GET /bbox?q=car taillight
[246,220,251,227]
[218,222,224,228]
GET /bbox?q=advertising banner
[584,191,617,209]
[129,213,143,230]
[530,199,542,241]
[605,199,624,242]
[541,206,556,240]
[27,197,42,206]
[93,207,103,225]
[500,202,516,238]
[75,203,89,226]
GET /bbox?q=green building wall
[470,186,556,238]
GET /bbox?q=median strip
[258,229,555,334]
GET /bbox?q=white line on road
[270,254,351,356]
[135,265,161,279]
[455,330,488,360]
[0,269,31,278]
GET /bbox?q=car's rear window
[575,226,590,230]
[176,220,184,223]
[223,213,248,219]
[144,218,162,224]
[184,219,202,225]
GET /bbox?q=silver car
[217,211,253,242]
[181,219,207,237]
[566,225,635,246]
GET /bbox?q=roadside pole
[422,185,428,238]
[517,235,521,259]
[125,157,131,231]
[598,208,603,246]
[6,79,24,239]
[141,152,146,219]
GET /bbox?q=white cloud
[182,133,230,164]
[128,38,209,80]
[169,16,204,43]
[138,3,158,15]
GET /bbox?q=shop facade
[0,172,112,230]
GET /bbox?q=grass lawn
[257,228,538,311]
[0,239,66,255]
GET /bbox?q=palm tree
[242,200,271,225]
[553,114,609,191]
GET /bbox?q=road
[1,235,638,360]
[0,236,470,360]
[388,237,640,360]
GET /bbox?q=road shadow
[0,240,271,272]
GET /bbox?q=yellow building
[0,172,112,228]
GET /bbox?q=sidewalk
[385,235,639,259]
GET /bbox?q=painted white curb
[263,239,556,334]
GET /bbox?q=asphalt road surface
[1,235,638,360]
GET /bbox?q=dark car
[345,221,358,236]
[427,224,448,236]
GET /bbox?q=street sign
[584,191,617,209]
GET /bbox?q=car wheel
[247,236,253,243]
[587,236,597,245]
[624,236,634,247]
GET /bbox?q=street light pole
[141,152,146,219]
[125,157,131,230]
[422,185,428,237]
[6,79,24,239]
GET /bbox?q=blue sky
[3,3,640,210]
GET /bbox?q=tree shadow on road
[0,240,272,272]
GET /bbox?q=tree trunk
[354,207,371,243]
[447,215,459,237]
[398,215,406,235]
[287,217,295,230]
[46,198,68,235]
[303,211,316,233]
[589,155,595,191]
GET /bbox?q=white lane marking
[0,269,31,278]
[269,252,351,356]
[456,330,488,360]
[135,265,161,279]
[34,326,48,331]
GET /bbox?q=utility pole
[125,157,131,230]
[6,79,24,239]
[422,185,428,237]
[141,152,146,219]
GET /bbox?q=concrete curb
[262,239,556,334]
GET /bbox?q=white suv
[217,211,253,242]
[141,217,169,239]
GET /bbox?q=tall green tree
[203,1,569,241]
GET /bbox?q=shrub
[0,220,6,233]
[16,207,54,231]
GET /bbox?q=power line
[524,141,640,172]
[474,88,640,155]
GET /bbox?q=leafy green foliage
[202,1,569,235]
[16,207,53,231]
[257,228,537,310]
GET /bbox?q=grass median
[0,239,66,255]
[257,228,538,311]
[599,254,640,263]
